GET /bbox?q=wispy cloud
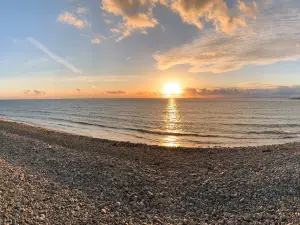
[238,83,279,89]
[65,75,138,83]
[91,38,101,45]
[135,91,161,97]
[105,19,112,24]
[57,11,87,29]
[106,90,126,95]
[76,7,88,15]
[91,36,107,45]
[27,37,82,74]
[25,58,49,67]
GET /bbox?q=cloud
[170,0,251,33]
[102,0,159,41]
[76,7,88,15]
[106,90,126,95]
[101,0,258,41]
[154,0,300,73]
[110,28,121,34]
[24,90,31,95]
[238,82,278,89]
[57,11,87,29]
[64,75,138,83]
[91,35,106,45]
[238,0,258,19]
[182,84,300,98]
[24,89,46,96]
[136,91,161,97]
[25,58,49,67]
[27,37,82,74]
[34,89,46,95]
[91,37,101,45]
[183,87,248,97]
[105,19,112,24]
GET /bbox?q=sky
[1,0,300,99]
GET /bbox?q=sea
[0,98,300,148]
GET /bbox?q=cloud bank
[182,84,300,98]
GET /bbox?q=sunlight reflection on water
[162,98,181,147]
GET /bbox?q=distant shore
[0,119,300,224]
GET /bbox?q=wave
[125,128,220,137]
[48,117,222,137]
[246,130,300,135]
[48,117,300,141]
[227,123,300,128]
[45,117,300,140]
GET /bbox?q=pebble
[0,121,299,224]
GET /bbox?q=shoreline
[0,120,300,223]
[0,118,297,150]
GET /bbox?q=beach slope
[0,120,300,224]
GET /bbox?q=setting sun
[162,82,183,96]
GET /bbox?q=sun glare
[163,82,183,97]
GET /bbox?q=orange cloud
[154,1,300,73]
[102,0,258,41]
[102,0,159,41]
[170,0,250,34]
[57,12,87,29]
[238,0,258,19]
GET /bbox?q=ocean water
[0,98,300,148]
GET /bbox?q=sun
[162,82,183,96]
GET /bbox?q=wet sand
[0,120,300,224]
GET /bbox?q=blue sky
[1,0,300,98]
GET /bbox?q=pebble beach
[0,120,300,224]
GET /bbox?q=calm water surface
[0,98,300,148]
